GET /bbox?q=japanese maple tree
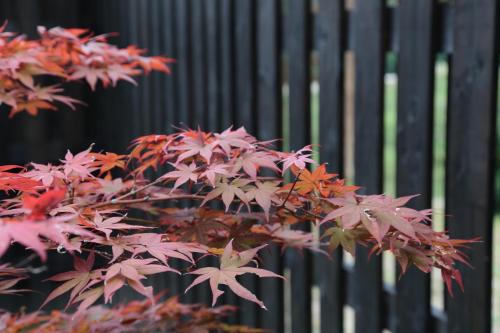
[0,26,475,332]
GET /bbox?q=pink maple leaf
[30,85,84,110]
[212,126,255,156]
[92,213,147,239]
[25,162,65,187]
[0,264,29,295]
[70,66,109,90]
[172,131,214,164]
[280,145,316,175]
[231,151,280,179]
[41,252,100,308]
[0,215,94,261]
[104,258,172,303]
[185,239,283,308]
[61,146,96,179]
[132,233,207,265]
[200,163,230,187]
[106,64,139,86]
[245,181,281,220]
[321,194,419,243]
[161,162,198,190]
[201,178,251,212]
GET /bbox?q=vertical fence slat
[103,1,114,149]
[287,0,313,332]
[234,0,256,131]
[174,0,191,126]
[316,0,345,332]
[161,1,180,297]
[234,0,259,326]
[446,1,498,332]
[51,0,86,153]
[146,0,167,297]
[217,0,238,321]
[172,0,195,303]
[189,0,214,304]
[137,1,151,134]
[256,0,284,331]
[205,0,220,132]
[87,0,104,148]
[394,1,435,332]
[160,0,180,295]
[115,0,133,146]
[161,0,176,134]
[149,0,162,133]
[219,0,234,129]
[125,0,141,138]
[256,0,281,142]
[190,0,206,128]
[353,1,385,332]
[205,0,223,308]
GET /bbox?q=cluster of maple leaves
[0,126,472,315]
[0,26,474,332]
[0,23,172,117]
[0,295,263,333]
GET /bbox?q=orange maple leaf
[9,100,56,117]
[91,152,126,175]
[283,164,337,196]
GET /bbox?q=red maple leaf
[0,165,40,192]
[22,188,66,219]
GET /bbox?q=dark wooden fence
[1,1,499,332]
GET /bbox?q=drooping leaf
[91,213,146,239]
[131,232,206,265]
[245,181,281,219]
[104,258,172,303]
[185,240,283,308]
[41,252,98,308]
[324,226,357,256]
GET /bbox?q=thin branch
[87,194,205,209]
[81,247,113,260]
[279,170,302,209]
[114,177,164,201]
[124,216,161,225]
[14,253,38,268]
[284,206,323,221]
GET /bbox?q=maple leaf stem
[279,171,302,209]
